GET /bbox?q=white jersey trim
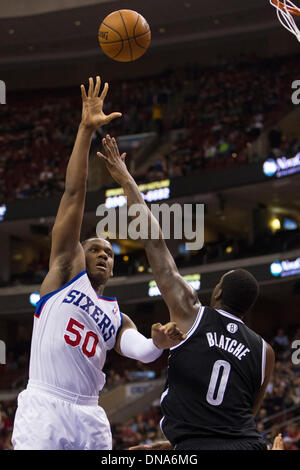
[159,416,168,440]
[159,388,169,440]
[261,339,267,386]
[169,306,205,351]
[216,309,245,324]
[160,387,169,405]
[35,270,87,318]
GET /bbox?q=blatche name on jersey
[206,331,250,361]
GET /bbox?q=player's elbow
[138,355,158,364]
[64,184,86,198]
[144,236,166,250]
[139,357,152,364]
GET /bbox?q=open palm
[81,76,122,130]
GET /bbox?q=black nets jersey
[160,306,266,446]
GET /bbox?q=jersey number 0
[206,360,231,406]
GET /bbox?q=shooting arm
[49,122,92,269]
[40,78,121,297]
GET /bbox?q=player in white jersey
[12,77,185,450]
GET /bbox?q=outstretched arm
[98,136,201,333]
[40,78,121,297]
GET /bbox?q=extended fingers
[102,136,111,155]
[93,76,101,97]
[88,77,94,97]
[81,84,87,101]
[111,136,120,156]
[104,134,113,149]
[99,135,126,167]
[100,82,109,101]
[97,151,108,162]
[82,76,101,98]
[103,134,117,153]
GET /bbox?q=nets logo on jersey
[227,323,238,334]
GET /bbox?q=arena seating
[1,54,300,203]
[5,227,300,287]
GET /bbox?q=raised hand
[151,322,186,350]
[81,77,122,130]
[97,134,130,185]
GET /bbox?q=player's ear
[215,287,222,301]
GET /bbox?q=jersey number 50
[64,317,99,358]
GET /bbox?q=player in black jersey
[98,136,275,451]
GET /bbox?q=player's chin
[89,269,110,285]
[96,270,110,284]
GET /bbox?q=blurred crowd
[0,72,173,203]
[0,326,299,450]
[1,54,300,202]
[125,55,300,182]
[0,400,15,450]
[112,404,164,450]
[253,327,300,449]
[5,224,300,288]
[268,128,300,159]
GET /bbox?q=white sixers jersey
[29,270,122,397]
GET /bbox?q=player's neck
[215,302,244,320]
[90,280,106,296]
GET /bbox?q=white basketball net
[270,0,300,41]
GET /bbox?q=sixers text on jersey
[63,289,116,342]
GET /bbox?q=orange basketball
[98,10,151,62]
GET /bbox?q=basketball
[98,10,151,62]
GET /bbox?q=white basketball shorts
[12,381,112,450]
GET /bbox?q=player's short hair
[82,237,111,249]
[82,238,95,249]
[220,269,259,316]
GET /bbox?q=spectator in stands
[284,378,300,407]
[286,423,300,448]
[272,329,290,358]
[283,436,299,450]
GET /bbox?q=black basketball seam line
[133,11,140,37]
[101,21,123,41]
[98,30,150,45]
[112,38,124,59]
[100,20,124,59]
[118,10,133,61]
[134,35,150,50]
[130,12,142,58]
[132,16,150,53]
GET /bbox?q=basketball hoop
[270,0,300,41]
